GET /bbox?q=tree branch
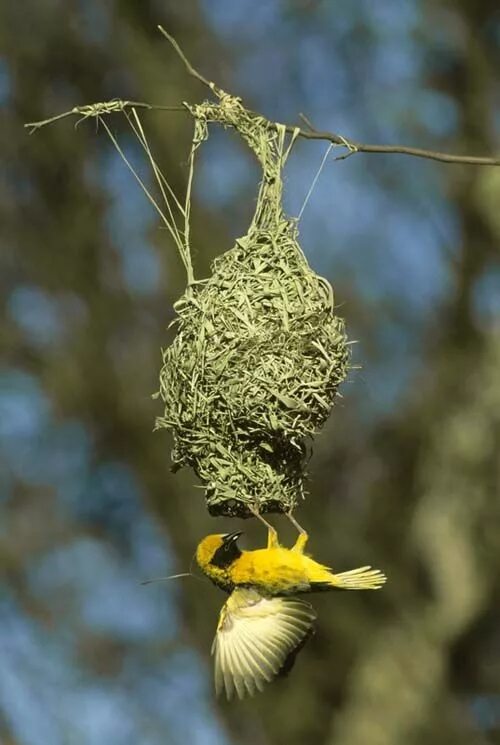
[25,28,500,168]
[293,115,500,165]
[24,100,185,134]
[157,27,500,168]
[157,25,214,92]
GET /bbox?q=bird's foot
[287,511,309,553]
[249,504,279,548]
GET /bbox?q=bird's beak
[223,531,243,543]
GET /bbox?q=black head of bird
[196,532,243,591]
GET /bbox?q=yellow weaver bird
[196,512,386,699]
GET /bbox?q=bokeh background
[1,1,500,744]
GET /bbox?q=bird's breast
[203,563,234,592]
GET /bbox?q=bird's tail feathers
[330,565,386,590]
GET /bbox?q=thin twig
[157,25,214,92]
[25,100,185,133]
[290,123,500,166]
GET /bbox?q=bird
[196,510,386,699]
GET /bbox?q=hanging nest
[156,92,350,517]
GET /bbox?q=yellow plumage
[196,521,386,699]
[196,531,386,594]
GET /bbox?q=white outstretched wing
[212,588,316,700]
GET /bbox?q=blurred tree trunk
[324,3,500,744]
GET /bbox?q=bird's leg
[249,505,279,548]
[287,511,309,553]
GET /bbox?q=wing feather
[212,588,316,699]
[237,627,278,679]
[234,630,272,687]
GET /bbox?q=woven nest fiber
[156,95,350,516]
[157,224,349,517]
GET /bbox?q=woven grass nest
[156,96,350,517]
